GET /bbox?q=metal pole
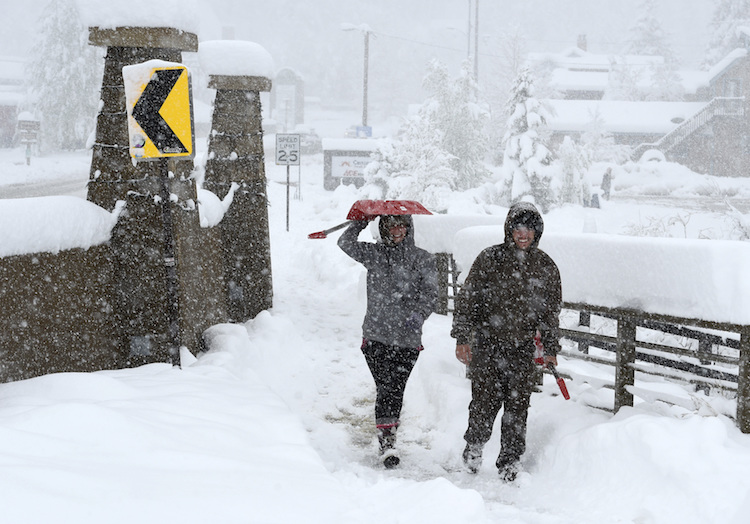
[286,164,290,232]
[363,31,369,127]
[160,158,181,360]
[467,0,471,61]
[474,0,479,82]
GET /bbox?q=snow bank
[199,40,275,79]
[452,225,750,325]
[412,214,505,254]
[0,196,123,257]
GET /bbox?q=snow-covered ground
[0,144,749,523]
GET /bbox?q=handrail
[632,97,745,160]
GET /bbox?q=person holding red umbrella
[339,212,438,469]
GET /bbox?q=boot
[377,424,399,469]
[497,459,519,482]
[462,442,483,473]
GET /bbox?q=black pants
[361,339,420,427]
[464,342,534,467]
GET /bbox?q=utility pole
[474,0,479,83]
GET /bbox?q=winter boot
[497,460,519,482]
[377,424,399,469]
[462,443,483,474]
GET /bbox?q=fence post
[615,315,636,412]
[738,327,750,433]
[435,253,449,315]
[578,311,591,354]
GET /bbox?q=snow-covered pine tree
[555,136,591,206]
[623,0,684,101]
[603,56,645,101]
[362,114,455,211]
[362,59,489,210]
[499,67,555,212]
[26,0,102,151]
[420,60,490,190]
[580,108,631,164]
[704,0,750,68]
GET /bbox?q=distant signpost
[276,133,301,232]
[275,133,301,166]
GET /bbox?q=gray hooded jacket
[338,216,438,349]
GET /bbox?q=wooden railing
[434,252,750,433]
[631,97,745,160]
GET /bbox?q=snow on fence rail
[415,217,750,433]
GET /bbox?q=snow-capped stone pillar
[85,26,225,366]
[200,41,275,322]
[87,26,198,210]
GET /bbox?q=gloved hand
[405,312,423,332]
[455,344,472,365]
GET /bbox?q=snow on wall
[75,0,202,34]
[417,219,750,326]
[199,40,275,79]
[0,197,123,258]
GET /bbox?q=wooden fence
[434,252,750,433]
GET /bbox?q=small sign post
[275,133,300,232]
[17,118,40,166]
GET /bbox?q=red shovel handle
[307,221,352,239]
[547,364,570,400]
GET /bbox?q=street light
[341,22,372,131]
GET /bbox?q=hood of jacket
[504,202,544,249]
[378,214,416,248]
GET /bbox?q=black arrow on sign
[132,69,188,154]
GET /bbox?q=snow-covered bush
[361,60,490,211]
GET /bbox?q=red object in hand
[547,363,571,400]
[534,331,570,400]
[308,200,432,239]
[533,331,545,365]
[346,200,432,221]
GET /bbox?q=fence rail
[434,252,750,432]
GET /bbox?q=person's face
[512,226,534,250]
[389,224,407,244]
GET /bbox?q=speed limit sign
[275,134,301,166]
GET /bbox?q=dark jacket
[451,202,562,357]
[339,216,438,348]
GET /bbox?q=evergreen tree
[704,0,750,67]
[554,136,590,206]
[499,67,555,212]
[26,0,102,151]
[624,0,676,59]
[362,59,489,210]
[615,0,683,101]
[420,60,490,190]
[580,108,631,164]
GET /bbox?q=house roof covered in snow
[545,100,707,135]
[528,45,748,97]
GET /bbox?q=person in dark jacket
[451,202,562,481]
[339,214,438,469]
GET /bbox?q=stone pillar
[87,27,225,366]
[203,75,273,322]
[88,27,198,210]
